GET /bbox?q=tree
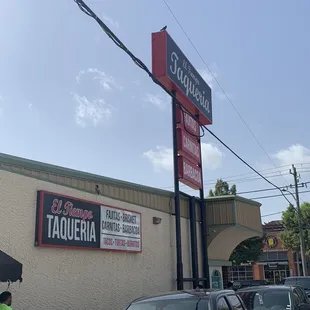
[279,202,310,255]
[229,235,266,266]
[209,179,264,265]
[209,179,236,196]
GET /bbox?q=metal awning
[0,250,22,283]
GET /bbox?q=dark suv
[126,289,247,310]
[281,277,310,298]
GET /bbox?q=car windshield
[285,278,310,290]
[127,297,210,310]
[238,290,292,310]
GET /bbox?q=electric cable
[261,211,283,218]
[160,164,310,190]
[249,189,310,201]
[161,0,291,190]
[72,0,293,205]
[161,170,296,191]
[238,181,310,195]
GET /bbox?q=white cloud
[72,92,112,127]
[215,92,233,101]
[102,13,119,29]
[143,146,173,172]
[199,69,216,89]
[144,93,169,110]
[273,144,310,166]
[201,143,224,169]
[198,63,218,89]
[143,143,223,172]
[76,68,122,92]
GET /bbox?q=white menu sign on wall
[100,205,141,252]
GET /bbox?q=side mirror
[307,294,310,299]
[299,304,310,310]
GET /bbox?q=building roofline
[205,195,261,207]
[0,152,261,207]
[0,152,174,197]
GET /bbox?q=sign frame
[35,190,142,253]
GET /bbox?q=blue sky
[1,0,310,222]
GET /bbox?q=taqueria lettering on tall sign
[152,30,209,191]
[152,30,212,126]
[35,191,142,252]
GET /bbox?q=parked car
[125,289,247,310]
[232,280,269,290]
[281,277,310,298]
[238,285,310,310]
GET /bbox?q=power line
[162,170,296,192]
[238,181,310,195]
[160,164,310,190]
[261,211,283,218]
[161,0,291,189]
[249,189,310,201]
[73,0,292,205]
[161,169,291,190]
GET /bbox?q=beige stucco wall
[0,170,196,310]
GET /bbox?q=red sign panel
[178,156,203,190]
[176,106,200,137]
[152,30,212,126]
[177,128,201,164]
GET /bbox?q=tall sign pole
[152,29,212,289]
[291,164,307,276]
[198,134,210,289]
[172,90,184,290]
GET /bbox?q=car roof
[284,277,310,279]
[131,289,235,304]
[237,285,296,292]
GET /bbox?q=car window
[284,279,297,286]
[228,295,244,310]
[238,290,291,310]
[128,298,210,310]
[296,279,310,290]
[218,297,230,310]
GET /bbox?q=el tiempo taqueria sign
[35,191,141,252]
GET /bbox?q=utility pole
[290,164,307,276]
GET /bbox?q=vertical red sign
[176,106,203,190]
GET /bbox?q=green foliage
[280,202,310,255]
[209,179,264,265]
[230,184,237,195]
[279,229,300,252]
[209,179,236,196]
[229,235,266,266]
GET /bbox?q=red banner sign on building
[177,128,201,164]
[176,106,200,137]
[178,156,202,190]
[177,108,203,190]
